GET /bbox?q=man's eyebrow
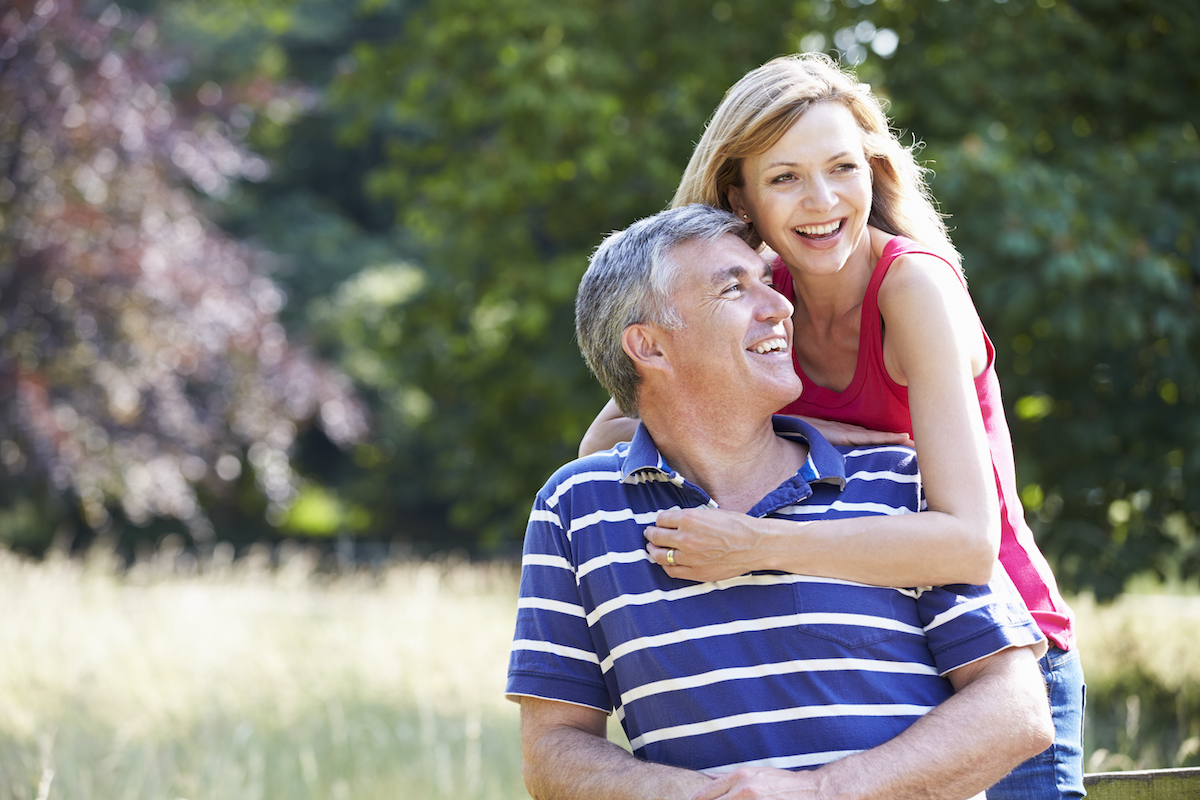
[708,264,748,285]
[707,261,772,286]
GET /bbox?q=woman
[580,53,1083,798]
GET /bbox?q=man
[507,204,1053,800]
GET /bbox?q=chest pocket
[793,584,915,649]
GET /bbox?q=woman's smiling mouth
[794,220,844,239]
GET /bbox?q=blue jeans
[987,645,1086,799]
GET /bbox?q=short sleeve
[919,573,1045,676]
[506,489,611,711]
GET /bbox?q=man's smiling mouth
[750,338,788,354]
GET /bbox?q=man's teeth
[795,221,840,237]
[752,338,787,354]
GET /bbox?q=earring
[742,214,749,220]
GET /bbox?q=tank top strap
[875,236,966,289]
[861,240,899,343]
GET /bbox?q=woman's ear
[726,185,748,221]
[622,324,669,373]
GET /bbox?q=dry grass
[1074,589,1200,772]
[0,543,527,800]
[0,543,1195,799]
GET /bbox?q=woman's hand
[793,415,914,449]
[645,507,773,582]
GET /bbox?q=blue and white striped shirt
[507,416,1044,774]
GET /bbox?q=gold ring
[666,548,676,567]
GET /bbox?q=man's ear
[622,324,670,373]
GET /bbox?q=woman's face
[727,101,873,278]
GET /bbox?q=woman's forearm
[646,505,998,587]
[759,510,998,586]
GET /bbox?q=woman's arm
[644,253,1000,587]
[579,402,913,460]
[579,398,639,458]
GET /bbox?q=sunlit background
[0,0,1197,796]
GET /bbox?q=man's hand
[645,507,769,582]
[688,766,823,800]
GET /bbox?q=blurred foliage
[0,0,366,551]
[874,0,1200,599]
[321,0,813,548]
[1,0,1197,595]
[1076,590,1200,770]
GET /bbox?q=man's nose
[756,282,794,321]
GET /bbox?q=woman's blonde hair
[671,53,960,269]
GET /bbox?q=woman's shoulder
[875,234,967,301]
[870,229,951,267]
[872,233,988,372]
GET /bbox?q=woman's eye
[770,173,794,184]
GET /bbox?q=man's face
[658,233,801,412]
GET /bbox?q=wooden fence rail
[1082,767,1200,799]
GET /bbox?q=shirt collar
[768,415,848,490]
[619,415,848,505]
[620,422,682,486]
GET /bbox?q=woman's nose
[804,177,836,211]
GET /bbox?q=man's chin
[759,378,803,412]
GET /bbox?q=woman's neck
[787,226,886,327]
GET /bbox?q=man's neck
[642,406,809,514]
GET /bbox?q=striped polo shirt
[506,415,1044,774]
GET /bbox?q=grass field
[0,543,1196,799]
[0,544,527,800]
[1074,587,1200,772]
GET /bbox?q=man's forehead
[705,261,771,285]
[673,234,769,286]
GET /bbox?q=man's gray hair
[575,203,750,418]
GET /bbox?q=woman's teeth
[795,221,841,238]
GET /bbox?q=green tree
[325,0,834,547]
[870,0,1200,597]
[329,0,1199,589]
[137,0,478,547]
[13,0,1196,595]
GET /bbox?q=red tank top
[774,237,1075,651]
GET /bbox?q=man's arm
[690,644,1054,800]
[520,696,714,800]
